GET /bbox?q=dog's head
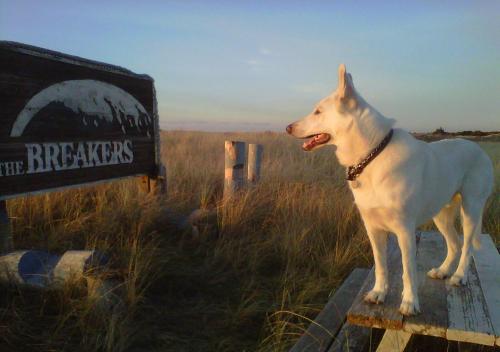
[286,64,361,151]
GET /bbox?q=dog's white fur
[287,64,494,315]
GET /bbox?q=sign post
[0,201,13,253]
[0,41,165,287]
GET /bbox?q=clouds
[244,59,262,69]
[244,47,275,70]
[2,1,499,132]
[259,47,272,56]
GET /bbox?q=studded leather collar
[346,129,394,181]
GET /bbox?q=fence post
[0,200,13,253]
[247,144,263,184]
[224,141,246,199]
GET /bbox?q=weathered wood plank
[327,322,371,352]
[446,261,496,346]
[456,341,496,352]
[290,268,369,352]
[472,234,500,346]
[376,330,412,352]
[404,232,448,337]
[347,235,405,330]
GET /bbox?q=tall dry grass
[1,182,166,351]
[1,131,498,351]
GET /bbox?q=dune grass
[0,131,498,352]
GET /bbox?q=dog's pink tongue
[302,133,329,151]
[302,138,317,151]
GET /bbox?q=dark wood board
[290,268,370,352]
[327,322,371,352]
[0,41,160,199]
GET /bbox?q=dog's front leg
[395,228,420,315]
[364,229,388,304]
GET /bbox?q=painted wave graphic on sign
[10,79,152,137]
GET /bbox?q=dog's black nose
[286,124,293,134]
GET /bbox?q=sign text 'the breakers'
[0,140,133,177]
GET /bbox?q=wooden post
[224,141,246,198]
[139,176,151,193]
[0,200,13,253]
[0,250,51,286]
[152,164,167,195]
[52,250,108,284]
[247,143,263,184]
[0,250,108,287]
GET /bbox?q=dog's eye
[314,109,321,115]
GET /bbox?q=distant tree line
[431,127,499,137]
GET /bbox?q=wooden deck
[290,268,371,352]
[290,231,500,351]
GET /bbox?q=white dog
[286,64,494,315]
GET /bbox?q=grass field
[1,131,499,352]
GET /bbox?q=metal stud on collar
[346,129,394,181]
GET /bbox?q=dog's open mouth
[302,133,331,151]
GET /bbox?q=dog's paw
[399,299,420,316]
[427,267,451,280]
[449,273,467,286]
[364,289,386,304]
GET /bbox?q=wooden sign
[0,41,161,200]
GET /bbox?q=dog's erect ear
[347,73,353,86]
[337,64,355,100]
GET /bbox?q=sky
[1,0,499,132]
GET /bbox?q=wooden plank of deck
[343,231,498,347]
[376,330,412,352]
[327,322,371,352]
[290,268,370,352]
[472,234,500,346]
[347,234,406,330]
[446,261,496,346]
[404,232,448,338]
